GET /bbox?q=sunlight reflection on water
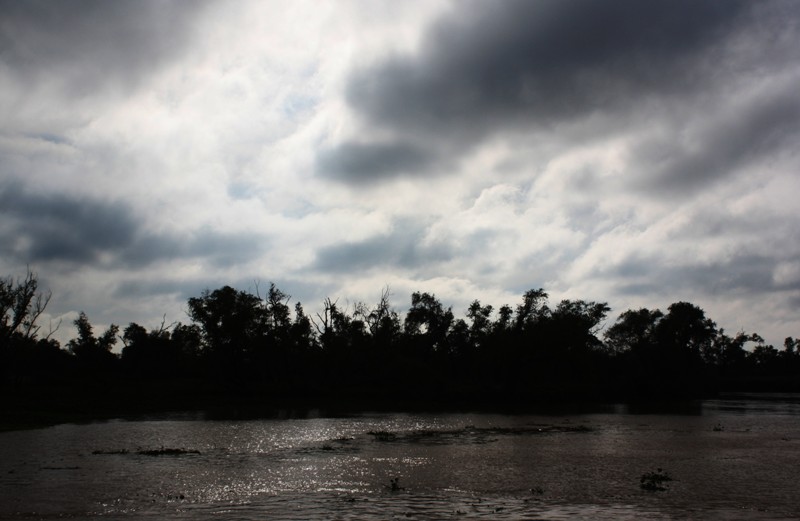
[1,397,799,520]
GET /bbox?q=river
[2,394,799,519]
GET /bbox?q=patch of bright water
[1,398,799,520]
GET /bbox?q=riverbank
[5,373,799,432]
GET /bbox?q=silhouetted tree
[784,337,798,357]
[120,318,192,378]
[67,312,119,372]
[514,288,549,332]
[290,302,316,352]
[466,300,493,350]
[494,304,513,334]
[187,286,265,382]
[706,329,752,368]
[8,267,800,415]
[0,270,65,385]
[0,269,58,345]
[604,308,663,357]
[779,337,800,381]
[313,297,348,351]
[261,282,292,345]
[656,302,717,357]
[404,291,454,352]
[365,286,401,349]
[749,337,779,368]
[549,299,610,351]
[170,323,203,362]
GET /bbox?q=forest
[2,270,799,420]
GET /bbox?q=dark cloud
[0,183,138,264]
[607,253,796,300]
[125,230,268,269]
[0,0,211,99]
[0,183,267,269]
[321,0,799,185]
[598,202,800,305]
[312,219,452,273]
[348,0,746,132]
[113,274,268,303]
[113,278,201,301]
[633,82,800,193]
[316,141,437,183]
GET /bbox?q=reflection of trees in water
[3,270,799,413]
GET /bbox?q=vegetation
[2,270,799,422]
[640,469,673,491]
[92,447,201,456]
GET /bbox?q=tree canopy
[3,271,799,414]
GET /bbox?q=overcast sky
[2,0,799,347]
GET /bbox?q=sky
[1,0,799,348]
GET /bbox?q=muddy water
[1,395,799,520]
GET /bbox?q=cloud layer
[2,0,799,347]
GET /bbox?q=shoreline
[4,383,798,432]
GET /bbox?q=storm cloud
[320,0,799,185]
[0,0,211,100]
[0,183,268,269]
[0,183,138,264]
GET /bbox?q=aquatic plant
[93,447,200,456]
[137,447,201,456]
[640,468,672,491]
[367,424,591,446]
[386,477,403,492]
[368,430,397,441]
[92,449,129,455]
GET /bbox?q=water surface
[2,395,799,519]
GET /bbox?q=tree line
[2,270,799,413]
